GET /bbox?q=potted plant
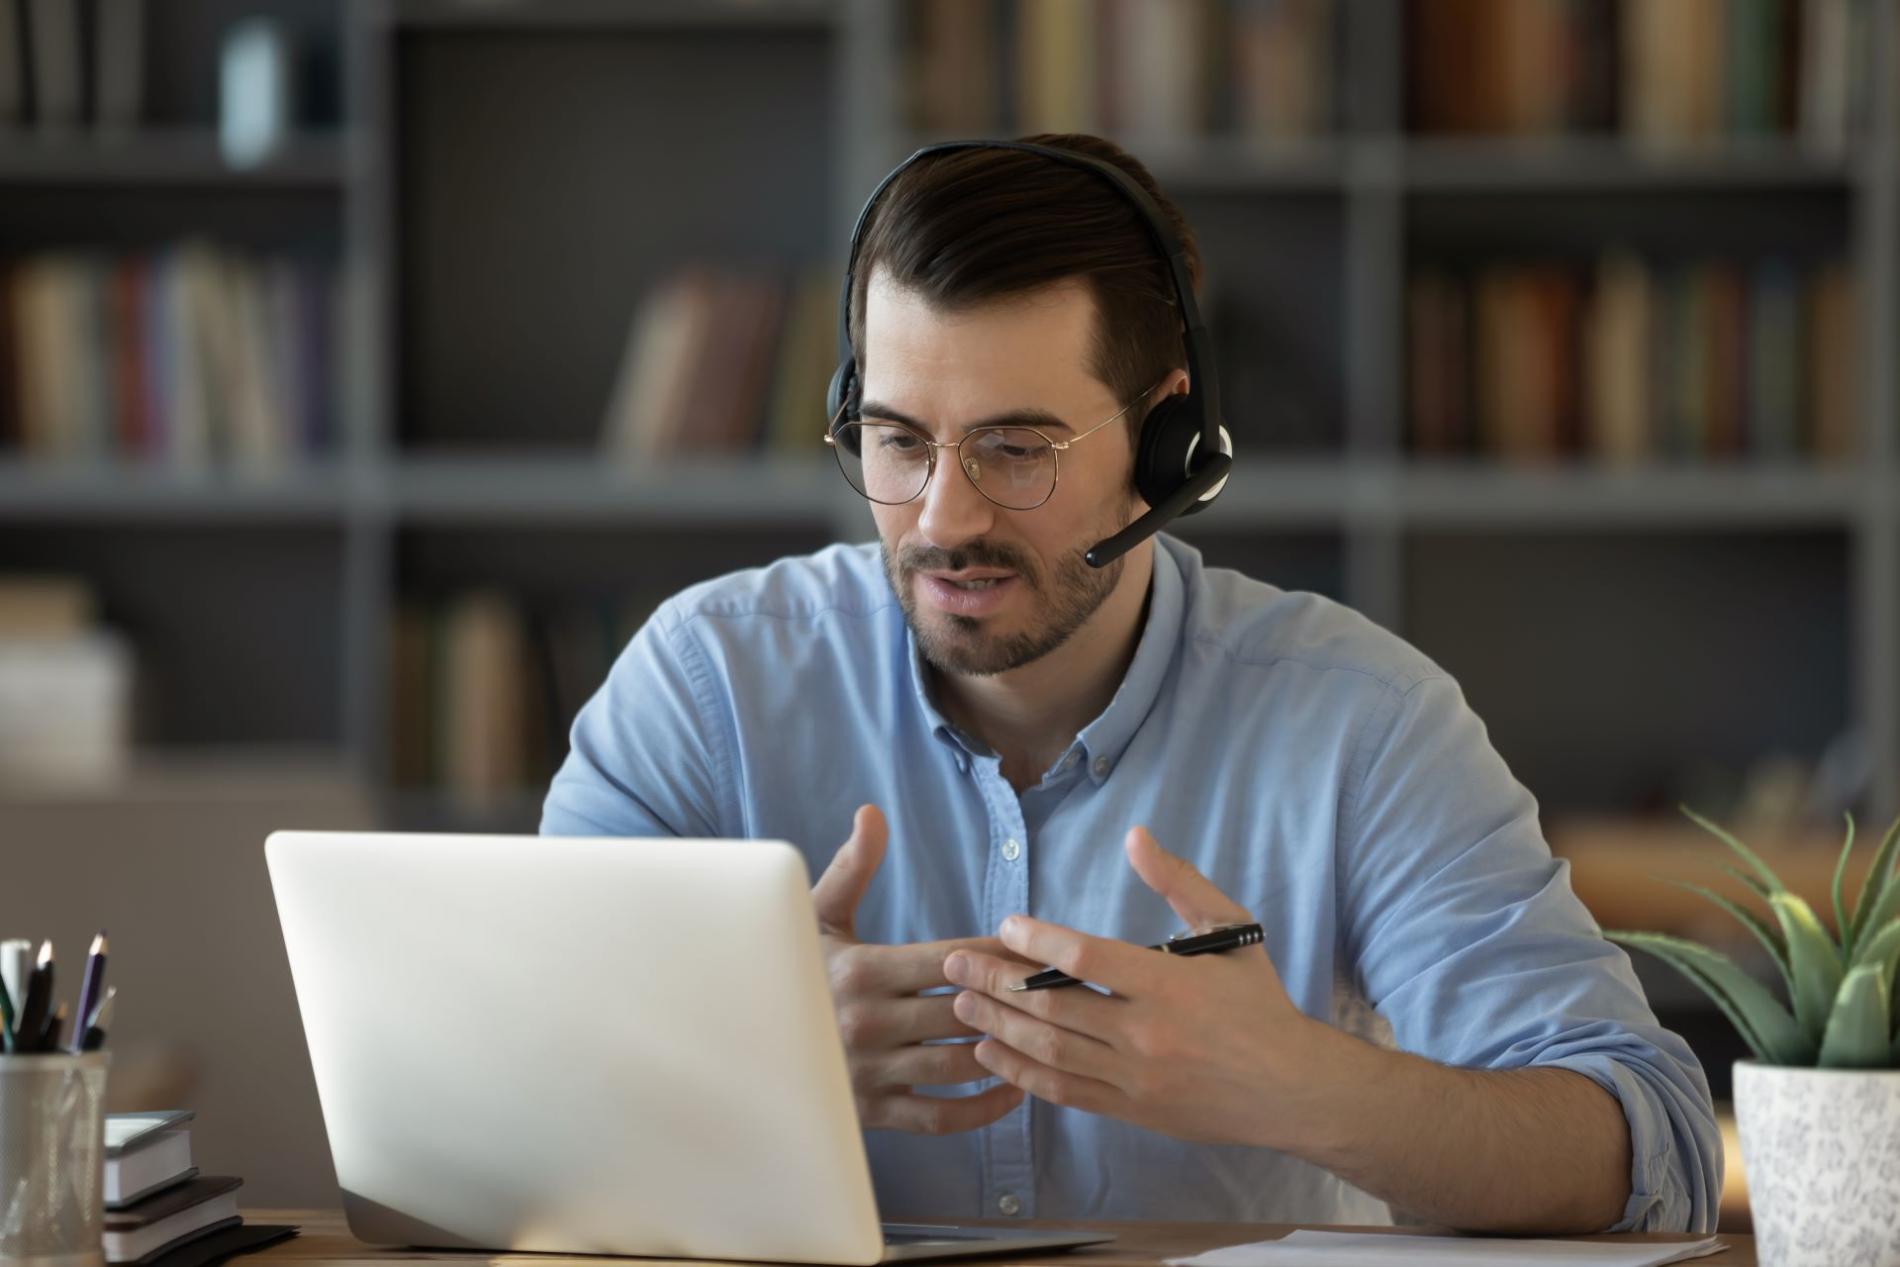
[1605,808,1900,1267]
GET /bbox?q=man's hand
[942,825,1321,1147]
[813,804,1036,1134]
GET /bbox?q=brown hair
[846,133,1202,434]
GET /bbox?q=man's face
[856,268,1146,678]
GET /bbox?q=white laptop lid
[266,831,886,1265]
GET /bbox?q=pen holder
[0,1052,109,1267]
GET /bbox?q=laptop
[265,831,1115,1265]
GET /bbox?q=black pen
[40,1003,67,1055]
[14,940,53,1048]
[1009,922,1265,992]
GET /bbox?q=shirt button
[1091,755,1111,778]
[1000,837,1022,862]
[997,1194,1021,1216]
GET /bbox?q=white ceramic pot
[1732,1060,1900,1267]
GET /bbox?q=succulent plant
[1604,807,1900,1069]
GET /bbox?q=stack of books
[102,1111,295,1266]
[1406,251,1854,463]
[0,242,341,467]
[901,0,1338,141]
[0,0,144,129]
[1407,0,1873,149]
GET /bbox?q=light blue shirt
[541,533,1721,1233]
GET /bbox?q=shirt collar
[903,535,1188,785]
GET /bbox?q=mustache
[899,541,1038,583]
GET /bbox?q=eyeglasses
[825,380,1162,512]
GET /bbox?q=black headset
[826,139,1234,570]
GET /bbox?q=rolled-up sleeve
[1336,673,1722,1234]
[540,603,733,839]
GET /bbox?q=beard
[881,510,1131,677]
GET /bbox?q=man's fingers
[995,915,1155,995]
[838,995,981,1049]
[852,1040,990,1091]
[860,1083,1026,1135]
[1123,825,1255,931]
[812,804,887,936]
[837,935,1038,997]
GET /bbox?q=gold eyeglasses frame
[824,377,1166,512]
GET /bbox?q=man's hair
[846,133,1203,435]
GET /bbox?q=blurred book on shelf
[1407,251,1854,463]
[1408,0,1873,150]
[901,0,1336,141]
[0,575,131,789]
[1,0,144,129]
[390,591,658,810]
[598,261,836,464]
[0,241,340,468]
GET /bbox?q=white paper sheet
[1164,1229,1728,1267]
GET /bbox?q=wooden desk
[244,1210,1757,1267]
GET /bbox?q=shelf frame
[1,0,1893,824]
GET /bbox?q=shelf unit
[1,0,1896,834]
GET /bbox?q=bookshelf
[1,0,1897,846]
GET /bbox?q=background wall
[0,0,1893,1228]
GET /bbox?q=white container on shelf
[0,632,132,788]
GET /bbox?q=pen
[40,1003,67,1055]
[0,970,12,1054]
[72,931,107,1054]
[1010,922,1266,992]
[13,941,53,1049]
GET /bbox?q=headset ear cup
[1133,396,1204,509]
[825,360,854,425]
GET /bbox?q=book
[0,0,23,123]
[1806,260,1854,458]
[1585,249,1652,464]
[104,1111,195,1156]
[1746,258,1802,459]
[91,0,143,129]
[102,1174,242,1265]
[106,1132,196,1209]
[440,591,529,807]
[142,1224,297,1267]
[26,0,80,126]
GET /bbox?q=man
[541,134,1720,1234]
